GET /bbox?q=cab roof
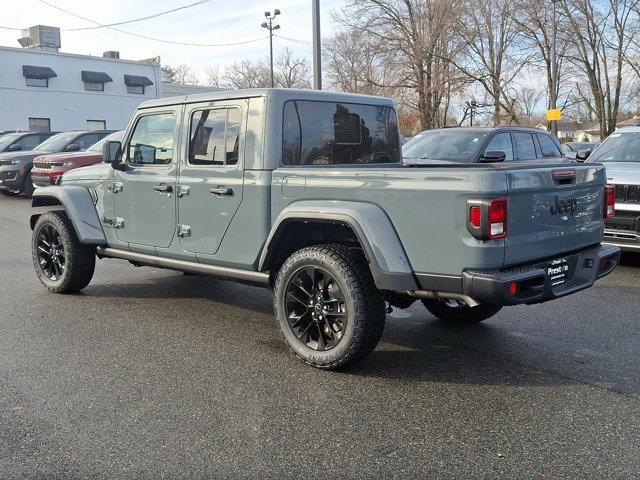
[138,88,397,109]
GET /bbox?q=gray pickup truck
[30,89,620,369]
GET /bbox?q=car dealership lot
[1,194,639,479]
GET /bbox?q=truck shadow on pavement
[85,271,570,387]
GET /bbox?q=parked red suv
[31,131,123,187]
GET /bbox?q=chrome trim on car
[96,247,271,284]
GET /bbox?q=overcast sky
[0,0,343,82]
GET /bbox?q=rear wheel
[273,244,385,370]
[422,298,501,324]
[32,211,96,293]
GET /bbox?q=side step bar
[96,247,270,285]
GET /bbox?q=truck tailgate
[505,165,605,266]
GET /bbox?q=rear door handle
[153,184,173,193]
[209,187,233,196]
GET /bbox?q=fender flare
[30,186,106,244]
[259,201,417,291]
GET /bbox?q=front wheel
[273,244,386,370]
[422,298,501,324]
[32,211,96,293]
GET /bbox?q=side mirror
[479,150,506,163]
[103,140,123,166]
[576,149,591,161]
[8,144,22,152]
[65,143,80,152]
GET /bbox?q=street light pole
[312,0,322,90]
[261,9,281,88]
[550,0,558,136]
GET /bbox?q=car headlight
[10,159,21,165]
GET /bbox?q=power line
[35,0,269,47]
[0,26,22,31]
[65,0,210,31]
[274,34,311,45]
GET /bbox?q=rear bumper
[461,243,620,306]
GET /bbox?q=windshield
[35,132,79,153]
[589,132,640,163]
[402,130,489,163]
[87,131,124,152]
[0,133,23,151]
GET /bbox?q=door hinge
[107,182,124,193]
[177,185,190,197]
[177,224,192,238]
[103,217,125,229]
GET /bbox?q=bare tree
[221,48,310,89]
[335,0,466,129]
[559,0,640,138]
[203,65,223,87]
[162,64,199,85]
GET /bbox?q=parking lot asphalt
[0,193,639,479]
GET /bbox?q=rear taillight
[467,198,508,240]
[604,185,615,218]
[488,199,507,239]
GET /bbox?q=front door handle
[209,187,233,196]
[153,184,173,193]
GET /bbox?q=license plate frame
[547,257,570,287]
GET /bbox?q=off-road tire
[422,299,501,324]
[22,172,35,197]
[32,211,96,293]
[273,244,386,370]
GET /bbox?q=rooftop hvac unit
[18,25,61,51]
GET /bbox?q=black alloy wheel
[285,265,347,351]
[36,224,66,281]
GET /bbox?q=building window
[26,77,48,87]
[87,120,106,131]
[84,82,104,92]
[29,118,51,132]
[127,85,144,95]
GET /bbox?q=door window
[514,132,537,159]
[19,135,44,150]
[483,133,513,160]
[189,107,241,166]
[127,113,176,166]
[537,133,562,158]
[76,134,100,150]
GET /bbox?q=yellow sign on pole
[546,108,561,121]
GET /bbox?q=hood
[60,163,106,182]
[34,151,101,164]
[0,150,40,166]
[601,162,640,185]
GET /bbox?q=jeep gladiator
[30,89,620,369]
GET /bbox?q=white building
[0,25,220,133]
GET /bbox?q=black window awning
[22,65,57,79]
[82,70,113,83]
[124,74,153,87]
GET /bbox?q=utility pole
[550,0,558,136]
[261,9,281,88]
[312,0,322,90]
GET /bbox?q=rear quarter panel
[271,167,508,276]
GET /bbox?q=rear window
[513,132,537,159]
[282,100,400,166]
[537,133,562,158]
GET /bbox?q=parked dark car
[0,130,114,196]
[32,131,124,188]
[562,141,599,160]
[0,131,58,153]
[402,126,567,164]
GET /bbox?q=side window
[513,133,537,160]
[483,133,513,160]
[282,100,400,166]
[76,134,100,150]
[189,107,241,167]
[18,135,42,150]
[537,134,562,158]
[128,113,176,166]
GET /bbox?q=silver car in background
[588,127,640,252]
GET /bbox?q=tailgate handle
[552,169,576,186]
